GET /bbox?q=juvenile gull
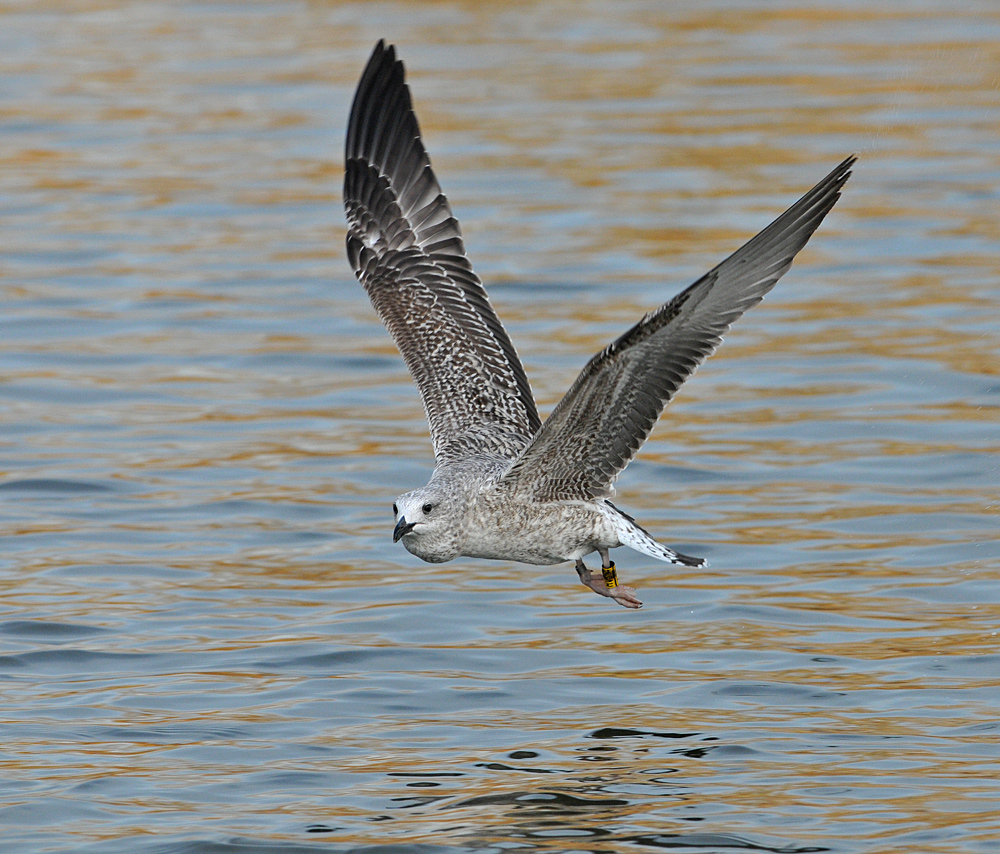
[344,41,854,609]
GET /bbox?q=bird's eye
[392,503,398,516]
[422,502,434,514]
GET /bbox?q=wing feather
[497,156,855,501]
[344,41,540,463]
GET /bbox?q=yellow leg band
[602,561,618,588]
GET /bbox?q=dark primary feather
[498,156,855,502]
[344,41,541,463]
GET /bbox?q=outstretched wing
[344,41,541,464]
[497,156,855,502]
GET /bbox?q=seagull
[343,40,853,609]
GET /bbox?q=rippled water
[1,2,999,852]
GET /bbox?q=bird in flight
[344,40,853,608]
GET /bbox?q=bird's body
[468,483,616,567]
[344,41,853,608]
[388,458,589,566]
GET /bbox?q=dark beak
[393,516,415,543]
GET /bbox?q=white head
[392,485,462,563]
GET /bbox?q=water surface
[1,2,998,852]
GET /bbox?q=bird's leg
[575,559,608,599]
[576,553,642,610]
[598,547,643,609]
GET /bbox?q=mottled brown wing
[497,156,855,501]
[344,41,541,463]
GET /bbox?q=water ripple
[0,2,998,853]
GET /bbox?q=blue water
[1,2,998,852]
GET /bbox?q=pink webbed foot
[575,559,643,609]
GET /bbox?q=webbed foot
[575,559,642,609]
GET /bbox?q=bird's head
[391,486,461,563]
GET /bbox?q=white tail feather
[609,504,706,568]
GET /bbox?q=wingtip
[832,153,857,186]
[826,154,857,209]
[347,40,410,162]
[382,39,395,66]
[366,38,398,73]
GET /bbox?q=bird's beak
[393,516,415,543]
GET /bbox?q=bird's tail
[608,502,706,567]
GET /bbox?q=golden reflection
[1,0,999,850]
